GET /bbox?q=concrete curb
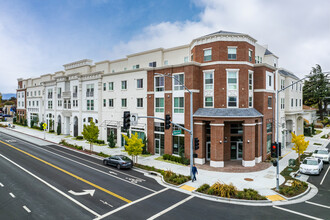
[274,184,311,201]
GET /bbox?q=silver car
[312,148,330,163]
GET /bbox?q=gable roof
[278,69,300,80]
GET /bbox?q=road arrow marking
[109,171,117,175]
[68,189,95,197]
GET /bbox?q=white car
[299,157,323,175]
[312,148,330,163]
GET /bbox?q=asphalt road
[0,129,329,219]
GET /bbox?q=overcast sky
[0,0,329,93]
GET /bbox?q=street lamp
[155,73,194,179]
[275,70,330,191]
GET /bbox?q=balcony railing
[62,91,71,99]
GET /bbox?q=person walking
[192,164,198,182]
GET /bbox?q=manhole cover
[244,178,254,181]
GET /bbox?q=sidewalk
[1,123,329,203]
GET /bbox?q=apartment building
[18,30,300,167]
[16,78,26,122]
[276,68,304,146]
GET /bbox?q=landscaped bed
[196,183,267,200]
[275,152,311,197]
[134,164,191,185]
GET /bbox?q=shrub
[97,152,110,158]
[196,184,210,193]
[23,119,28,126]
[76,136,84,140]
[57,124,61,135]
[39,122,44,130]
[30,120,35,128]
[210,182,238,198]
[13,117,17,124]
[49,130,55,133]
[162,154,190,165]
[95,139,105,144]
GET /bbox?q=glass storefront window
[173,136,185,156]
[267,134,272,153]
[230,124,243,134]
[267,123,272,133]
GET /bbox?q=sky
[0,0,329,93]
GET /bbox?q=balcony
[63,91,71,99]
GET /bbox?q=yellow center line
[0,140,131,203]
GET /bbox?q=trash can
[288,159,295,167]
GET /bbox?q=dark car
[103,155,133,169]
[2,114,11,117]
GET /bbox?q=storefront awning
[193,108,263,118]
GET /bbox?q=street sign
[172,130,181,135]
[130,113,138,126]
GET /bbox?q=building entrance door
[155,139,160,155]
[237,142,243,160]
[231,141,243,160]
[206,141,211,161]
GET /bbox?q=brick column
[147,93,154,154]
[242,119,256,167]
[255,121,262,163]
[194,121,206,164]
[210,119,224,167]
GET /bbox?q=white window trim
[266,71,274,91]
[121,80,127,91]
[226,69,239,108]
[136,78,144,90]
[173,97,184,114]
[203,69,215,108]
[172,72,185,91]
[154,76,165,92]
[203,48,212,61]
[137,98,143,108]
[248,70,253,108]
[155,97,165,113]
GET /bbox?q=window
[174,97,184,113]
[121,80,127,90]
[266,72,273,90]
[86,84,94,97]
[27,92,29,97]
[267,134,272,153]
[248,73,253,90]
[155,98,164,112]
[184,56,188,63]
[296,83,298,90]
[292,81,294,90]
[137,79,143,89]
[109,99,114,107]
[34,91,36,96]
[32,101,35,106]
[57,88,61,98]
[87,100,94,110]
[267,123,272,133]
[227,71,238,90]
[38,91,40,96]
[58,100,62,107]
[103,99,106,107]
[248,50,252,62]
[205,97,213,107]
[149,62,156,67]
[300,84,302,91]
[133,64,140,69]
[249,97,253,107]
[228,97,237,107]
[280,79,285,89]
[48,101,53,109]
[268,96,272,108]
[173,74,184,90]
[228,47,237,60]
[137,98,143,108]
[191,54,193,61]
[36,101,38,107]
[300,99,302,107]
[29,101,31,106]
[164,60,168,65]
[103,83,106,91]
[204,72,213,90]
[155,76,164,92]
[204,49,212,61]
[109,82,114,91]
[73,86,78,98]
[291,98,293,107]
[48,89,53,99]
[281,98,285,109]
[296,99,298,107]
[121,98,127,107]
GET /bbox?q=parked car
[299,157,323,175]
[103,155,133,169]
[2,114,11,117]
[312,148,330,163]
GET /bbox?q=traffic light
[123,111,130,129]
[271,143,277,158]
[194,138,199,150]
[165,114,171,129]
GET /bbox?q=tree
[108,131,116,148]
[303,64,329,120]
[122,133,144,164]
[291,132,309,163]
[82,119,99,152]
[57,123,61,135]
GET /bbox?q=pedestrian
[192,164,198,182]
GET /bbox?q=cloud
[111,0,330,77]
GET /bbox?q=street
[0,130,329,219]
